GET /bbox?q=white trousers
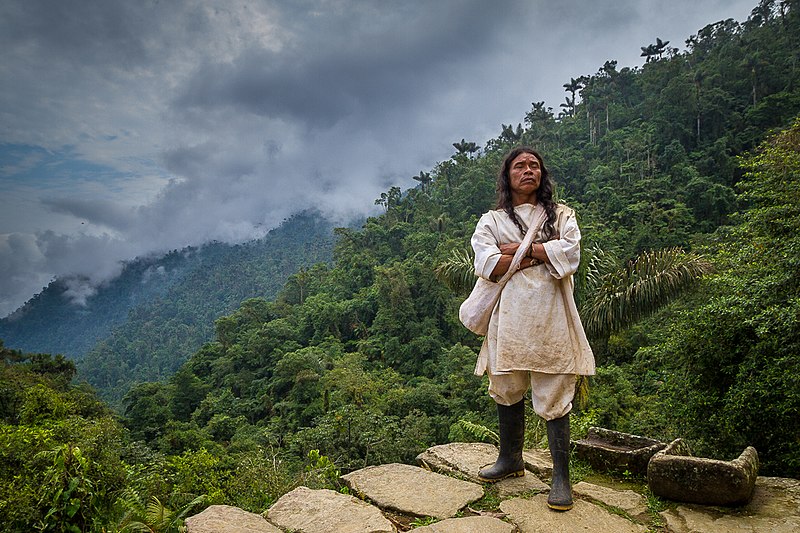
[488,370,575,421]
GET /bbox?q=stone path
[501,495,649,533]
[660,477,800,533]
[417,442,551,495]
[185,442,800,533]
[185,504,282,533]
[341,463,484,519]
[267,486,394,533]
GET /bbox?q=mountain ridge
[0,210,338,404]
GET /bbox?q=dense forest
[0,211,336,405]
[2,2,800,530]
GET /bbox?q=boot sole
[477,470,525,483]
[547,501,574,511]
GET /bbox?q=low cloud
[40,197,137,232]
[0,231,127,314]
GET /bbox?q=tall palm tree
[453,139,479,158]
[641,38,670,62]
[412,171,432,192]
[560,96,575,118]
[563,77,584,116]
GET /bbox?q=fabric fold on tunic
[471,203,595,377]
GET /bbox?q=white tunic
[471,203,595,376]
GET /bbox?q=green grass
[409,516,439,527]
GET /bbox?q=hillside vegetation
[1,2,799,530]
[0,211,336,405]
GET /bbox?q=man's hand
[499,242,522,255]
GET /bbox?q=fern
[119,495,206,533]
[454,419,499,445]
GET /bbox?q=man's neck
[511,193,538,207]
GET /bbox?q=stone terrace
[185,442,800,533]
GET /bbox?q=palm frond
[145,497,175,532]
[575,245,620,307]
[119,521,155,533]
[173,495,207,521]
[581,247,712,339]
[435,248,476,294]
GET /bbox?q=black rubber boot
[546,413,573,511]
[478,399,525,482]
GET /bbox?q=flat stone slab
[417,442,552,482]
[660,476,800,533]
[740,477,800,517]
[267,486,394,533]
[185,505,282,533]
[412,515,515,533]
[500,494,648,533]
[342,463,483,519]
[661,504,800,533]
[522,449,554,479]
[416,442,506,482]
[495,473,550,497]
[574,481,648,517]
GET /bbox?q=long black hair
[496,146,557,239]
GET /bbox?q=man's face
[509,152,542,197]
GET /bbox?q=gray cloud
[0,0,757,317]
[0,231,129,313]
[40,198,137,232]
[175,2,520,128]
[1,1,151,66]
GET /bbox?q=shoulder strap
[497,207,547,284]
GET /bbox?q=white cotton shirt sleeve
[471,212,503,280]
[542,209,581,279]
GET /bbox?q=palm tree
[434,248,475,294]
[601,60,618,77]
[292,267,309,304]
[526,101,551,123]
[453,139,479,158]
[641,38,670,62]
[500,123,524,144]
[560,96,575,118]
[563,77,584,116]
[640,43,657,62]
[654,38,670,59]
[579,247,712,340]
[412,171,432,192]
[374,186,402,212]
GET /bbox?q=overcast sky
[0,0,757,317]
